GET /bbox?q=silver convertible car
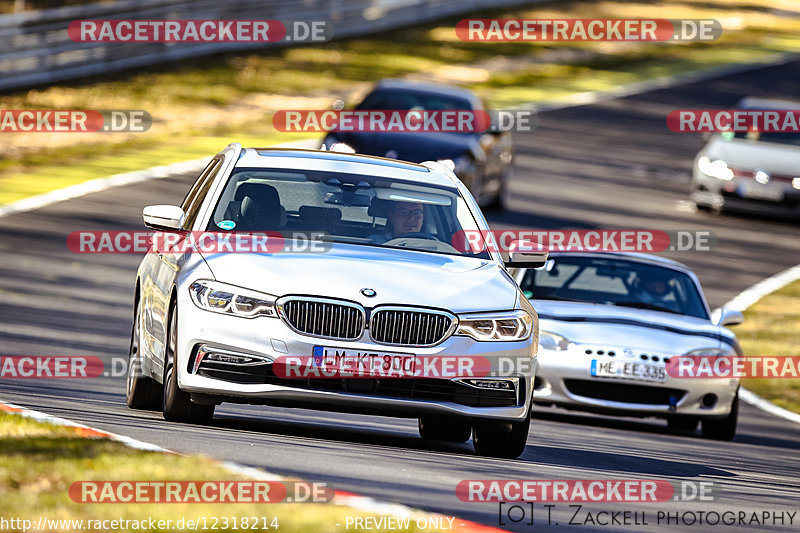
[512,252,743,440]
[126,144,546,458]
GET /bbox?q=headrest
[298,206,342,223]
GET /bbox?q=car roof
[235,147,459,187]
[372,79,481,104]
[736,96,800,110]
[547,251,695,273]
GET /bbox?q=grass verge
[1,0,799,202]
[732,280,800,414]
[0,408,440,532]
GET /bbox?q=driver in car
[631,270,681,313]
[370,201,428,244]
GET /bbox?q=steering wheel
[387,232,439,242]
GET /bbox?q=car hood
[335,131,476,162]
[533,300,735,354]
[705,138,800,175]
[202,243,518,313]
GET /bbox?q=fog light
[191,344,271,373]
[459,378,516,390]
[702,393,718,408]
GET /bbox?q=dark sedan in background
[322,79,514,209]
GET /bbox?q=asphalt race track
[2,59,800,532]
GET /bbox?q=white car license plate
[738,182,785,202]
[312,346,416,375]
[590,358,666,383]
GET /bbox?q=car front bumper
[176,296,536,422]
[691,170,800,217]
[533,344,739,419]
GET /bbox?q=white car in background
[513,252,743,440]
[690,96,800,218]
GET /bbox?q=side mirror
[503,241,548,268]
[711,306,744,327]
[143,205,185,231]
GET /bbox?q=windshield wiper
[536,294,586,303]
[610,301,684,315]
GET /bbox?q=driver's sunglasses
[396,209,424,219]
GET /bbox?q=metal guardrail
[0,0,538,91]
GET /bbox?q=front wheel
[126,297,161,410]
[472,406,531,458]
[162,302,215,424]
[701,394,738,441]
[418,416,471,443]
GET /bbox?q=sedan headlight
[457,310,532,341]
[189,280,276,318]
[697,156,734,181]
[538,331,572,351]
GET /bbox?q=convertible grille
[279,297,364,340]
[370,308,456,346]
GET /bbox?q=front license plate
[590,358,666,383]
[738,182,785,202]
[312,346,416,376]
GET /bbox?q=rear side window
[182,158,222,229]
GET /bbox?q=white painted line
[723,264,800,425]
[739,389,800,425]
[0,139,319,220]
[725,264,800,312]
[0,398,502,531]
[0,399,171,453]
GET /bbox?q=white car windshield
[206,167,491,259]
[519,256,709,319]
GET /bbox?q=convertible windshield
[519,256,708,319]
[206,167,491,259]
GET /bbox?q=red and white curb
[0,399,508,533]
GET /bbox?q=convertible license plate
[312,346,416,376]
[590,359,666,383]
[738,182,785,202]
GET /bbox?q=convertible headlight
[683,347,733,357]
[697,156,734,181]
[538,331,572,351]
[189,280,276,318]
[456,310,532,341]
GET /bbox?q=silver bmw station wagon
[126,144,546,458]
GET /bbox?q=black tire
[667,417,699,432]
[472,405,531,458]
[162,302,215,424]
[701,394,738,441]
[126,297,162,410]
[418,416,471,443]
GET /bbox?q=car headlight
[697,156,734,181]
[456,310,532,341]
[189,280,276,318]
[683,347,733,357]
[538,331,572,351]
